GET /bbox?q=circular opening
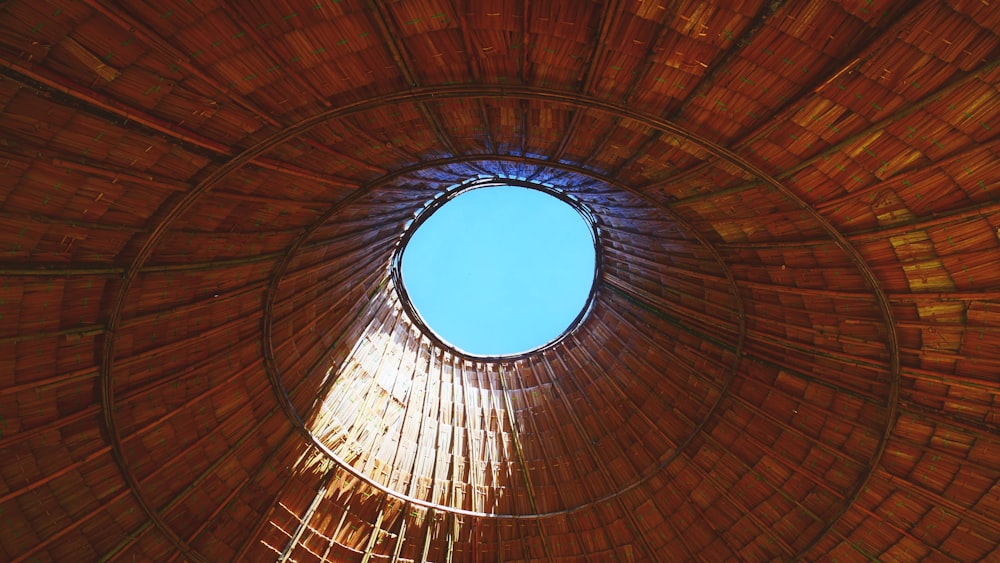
[397,182,598,357]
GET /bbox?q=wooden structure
[0,0,997,560]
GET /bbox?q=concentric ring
[97,86,897,557]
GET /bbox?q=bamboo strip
[367,2,459,156]
[437,352,459,513]
[455,355,482,515]
[566,333,683,472]
[403,349,441,557]
[54,156,344,206]
[227,431,308,562]
[305,287,397,429]
[596,288,737,376]
[554,346,705,559]
[78,0,280,128]
[877,468,1000,537]
[323,308,406,471]
[278,469,337,562]
[642,20,997,197]
[601,297,733,387]
[602,249,735,297]
[213,309,388,561]
[501,363,575,560]
[319,494,357,562]
[743,342,887,404]
[389,501,409,563]
[815,138,1000,211]
[384,334,429,496]
[716,399,859,498]
[301,136,389,175]
[842,495,956,561]
[603,275,741,342]
[164,308,367,558]
[551,0,621,160]
[357,329,416,479]
[0,61,230,154]
[15,353,266,561]
[744,327,889,372]
[472,365,503,514]
[224,3,334,111]
[0,209,143,233]
[359,503,386,563]
[534,353,660,560]
[683,445,800,556]
[10,485,135,563]
[252,157,358,189]
[721,197,999,250]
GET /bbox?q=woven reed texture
[1,0,997,561]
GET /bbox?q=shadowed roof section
[0,1,997,561]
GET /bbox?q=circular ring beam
[263,156,744,518]
[97,85,896,558]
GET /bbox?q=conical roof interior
[1,1,998,561]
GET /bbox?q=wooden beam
[80,0,281,128]
[551,0,620,161]
[419,508,436,563]
[536,352,666,561]
[0,60,229,154]
[495,365,554,560]
[368,1,459,156]
[360,503,386,563]
[389,502,409,563]
[278,469,338,562]
[320,495,356,562]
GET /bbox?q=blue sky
[400,186,596,356]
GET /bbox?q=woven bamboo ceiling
[1,0,999,561]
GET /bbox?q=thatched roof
[1,0,997,561]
